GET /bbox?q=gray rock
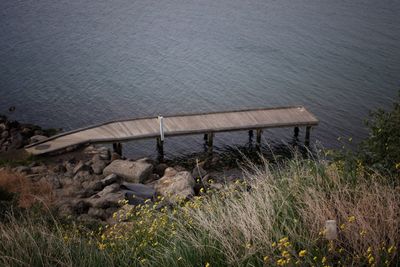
[154,171,195,202]
[29,135,47,144]
[88,207,108,220]
[97,183,120,197]
[163,167,178,177]
[101,173,118,186]
[9,132,23,149]
[73,200,91,214]
[31,165,48,174]
[13,165,31,174]
[73,161,90,175]
[52,164,67,173]
[120,182,155,200]
[88,192,125,209]
[91,154,108,175]
[73,170,91,181]
[1,131,9,139]
[103,159,153,183]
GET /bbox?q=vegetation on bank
[0,95,399,267]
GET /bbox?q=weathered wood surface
[25,106,318,155]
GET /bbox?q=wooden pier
[25,106,318,156]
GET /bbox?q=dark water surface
[1,0,399,158]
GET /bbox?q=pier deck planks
[25,106,318,155]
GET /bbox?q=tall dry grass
[155,156,399,266]
[0,169,54,208]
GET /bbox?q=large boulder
[154,170,195,202]
[91,154,108,175]
[103,159,153,183]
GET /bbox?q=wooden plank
[25,106,318,155]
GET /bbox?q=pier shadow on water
[164,136,314,171]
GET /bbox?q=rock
[101,174,118,186]
[88,181,104,192]
[88,192,125,209]
[73,170,92,181]
[91,154,108,175]
[97,183,120,197]
[163,167,178,177]
[192,166,207,179]
[88,207,108,220]
[1,131,9,139]
[29,135,47,144]
[13,165,31,174]
[154,171,195,202]
[103,159,153,183]
[73,161,90,175]
[52,164,67,173]
[73,200,91,214]
[0,123,6,132]
[154,163,168,177]
[120,182,155,200]
[9,132,23,149]
[31,165,48,174]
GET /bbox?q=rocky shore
[0,115,243,225]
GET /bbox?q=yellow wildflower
[98,243,106,250]
[388,245,395,254]
[277,259,286,266]
[340,223,346,230]
[348,216,356,223]
[368,256,374,265]
[322,256,327,264]
[298,250,307,257]
[205,263,210,267]
[263,256,269,262]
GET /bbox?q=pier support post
[256,129,262,145]
[157,137,164,162]
[113,142,122,156]
[248,130,254,143]
[294,126,299,138]
[204,133,208,141]
[305,126,311,146]
[206,132,214,154]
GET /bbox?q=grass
[0,154,398,266]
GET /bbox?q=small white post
[158,116,164,141]
[325,220,338,240]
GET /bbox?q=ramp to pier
[25,106,318,155]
